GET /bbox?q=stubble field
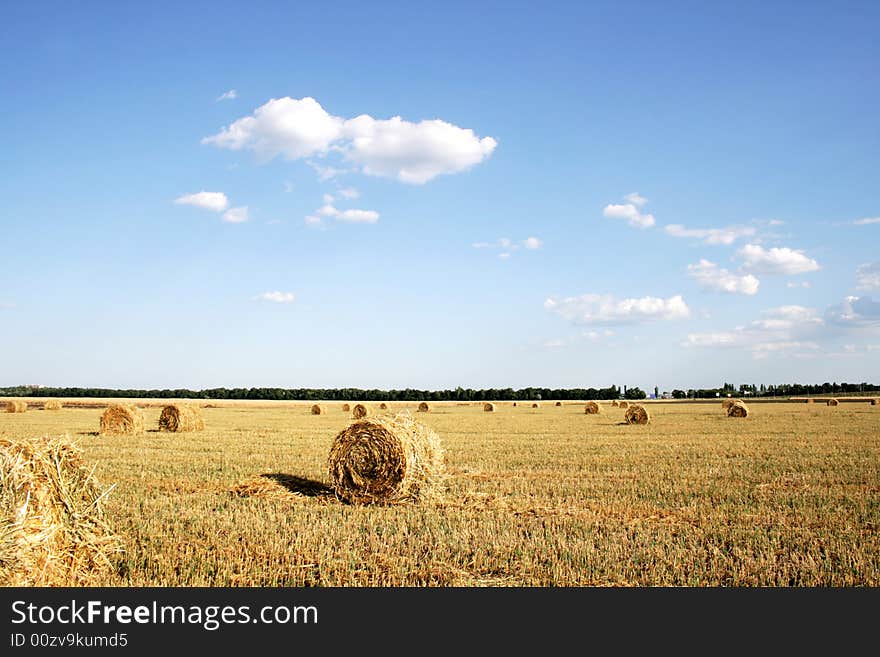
[3,399,879,586]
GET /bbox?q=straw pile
[531,402,540,408]
[352,403,371,419]
[5,401,27,413]
[806,399,814,404]
[827,399,839,407]
[722,399,736,410]
[417,402,430,413]
[43,400,63,411]
[624,405,650,425]
[611,400,619,407]
[99,404,144,435]
[512,402,517,407]
[311,404,326,415]
[483,402,495,412]
[872,399,878,406]
[0,434,121,586]
[158,404,204,432]
[555,401,563,407]
[618,401,629,409]
[341,404,351,412]
[584,401,600,415]
[328,411,445,505]
[379,403,389,410]
[727,400,749,417]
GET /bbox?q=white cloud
[498,237,513,249]
[222,206,249,223]
[323,193,335,204]
[471,242,492,249]
[603,203,655,229]
[522,237,543,249]
[203,96,497,184]
[786,281,811,289]
[681,332,741,348]
[767,219,785,226]
[856,262,880,290]
[255,291,295,304]
[304,215,323,227]
[498,252,511,260]
[307,161,349,181]
[216,89,237,102]
[751,341,820,359]
[337,187,359,199]
[854,217,880,225]
[544,293,690,325]
[173,191,229,212]
[736,244,820,275]
[665,224,756,245]
[825,296,880,326]
[472,236,541,258]
[624,192,647,207]
[687,259,760,295]
[316,204,338,217]
[336,208,379,223]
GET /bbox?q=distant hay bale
[99,404,144,435]
[727,400,749,418]
[531,402,540,408]
[328,411,445,505]
[805,398,814,404]
[43,400,63,411]
[512,402,517,407]
[5,400,28,413]
[584,401,600,415]
[872,399,878,406]
[624,405,649,425]
[379,403,389,410]
[417,402,430,412]
[310,404,326,415]
[826,398,839,406]
[483,402,495,412]
[611,400,619,407]
[158,404,204,432]
[341,404,351,412]
[618,401,629,409]
[352,403,371,419]
[555,401,563,407]
[0,434,121,586]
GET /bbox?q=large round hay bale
[341,403,351,412]
[328,411,445,505]
[624,405,649,425]
[0,434,120,585]
[43,400,63,411]
[310,404,326,415]
[727,400,749,418]
[352,403,371,419]
[379,403,389,410]
[827,398,839,407]
[611,400,619,407]
[722,399,736,410]
[5,400,28,413]
[483,402,495,412]
[99,404,144,435]
[584,401,600,415]
[158,404,204,431]
[417,401,430,412]
[618,401,629,409]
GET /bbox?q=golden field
[2,399,878,586]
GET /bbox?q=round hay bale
[512,402,517,407]
[379,403,389,410]
[483,402,495,412]
[722,399,736,410]
[805,398,814,404]
[624,405,650,425]
[158,404,205,431]
[0,434,121,585]
[611,400,619,407]
[341,403,351,412]
[5,400,28,413]
[310,404,326,415]
[352,403,371,419]
[727,400,749,417]
[328,411,445,505]
[871,399,878,406]
[417,401,430,413]
[43,400,63,411]
[618,401,629,409]
[827,398,839,407]
[584,401,600,415]
[99,404,144,435]
[555,401,563,407]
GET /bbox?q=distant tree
[672,389,687,399]
[625,387,647,400]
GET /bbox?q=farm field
[3,399,879,586]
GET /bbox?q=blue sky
[2,1,879,391]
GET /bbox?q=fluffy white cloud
[624,192,647,207]
[472,236,541,257]
[545,294,690,325]
[856,262,880,290]
[222,206,249,223]
[255,291,295,304]
[603,203,655,228]
[687,259,760,295]
[751,341,820,359]
[786,281,811,289]
[173,191,229,212]
[311,200,379,224]
[216,89,237,101]
[203,96,497,184]
[665,224,756,245]
[522,237,543,249]
[825,296,880,326]
[681,332,741,348]
[736,244,820,275]
[854,217,880,225]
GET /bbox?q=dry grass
[727,401,750,418]
[417,402,430,413]
[99,404,144,435]
[328,411,445,505]
[0,434,121,585]
[624,405,650,425]
[5,401,27,413]
[158,404,205,432]
[311,404,326,416]
[584,402,601,415]
[352,403,371,419]
[618,401,629,409]
[43,400,63,411]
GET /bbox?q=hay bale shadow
[262,473,334,497]
[76,431,100,436]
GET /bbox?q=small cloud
[498,252,511,260]
[624,192,648,207]
[337,208,379,223]
[767,219,785,226]
[545,293,690,325]
[254,291,295,304]
[337,187,359,200]
[522,237,543,250]
[304,215,323,227]
[223,206,249,223]
[736,244,820,275]
[603,194,655,229]
[854,217,880,225]
[665,224,756,245]
[216,89,238,102]
[471,242,492,249]
[173,191,229,212]
[323,193,335,204]
[825,296,880,326]
[307,161,349,181]
[786,281,811,289]
[856,262,880,290]
[687,259,760,295]
[543,339,565,348]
